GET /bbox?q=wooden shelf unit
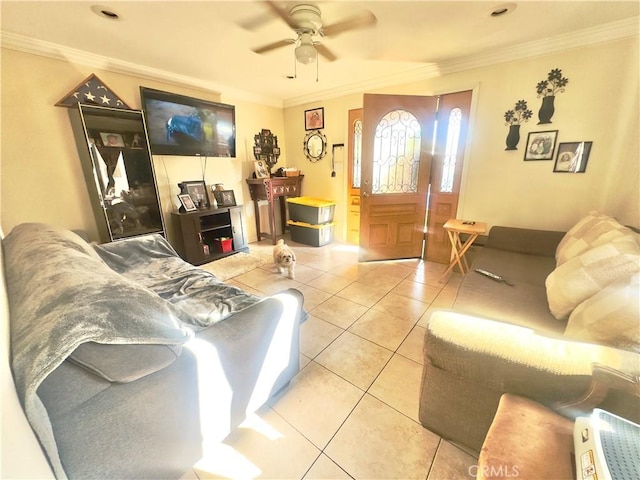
[172,206,248,265]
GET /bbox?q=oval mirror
[303,130,327,162]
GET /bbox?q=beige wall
[283,36,640,239]
[2,36,639,246]
[0,49,288,243]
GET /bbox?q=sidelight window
[440,107,462,193]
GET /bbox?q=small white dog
[273,239,296,279]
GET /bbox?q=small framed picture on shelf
[523,130,558,161]
[178,193,197,212]
[254,160,269,178]
[553,141,593,173]
[99,132,125,147]
[214,189,237,207]
[180,180,210,208]
[304,107,324,130]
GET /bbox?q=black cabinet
[172,206,248,265]
[68,104,165,243]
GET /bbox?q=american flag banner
[55,73,130,109]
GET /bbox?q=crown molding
[2,16,638,109]
[0,31,284,108]
[283,16,639,107]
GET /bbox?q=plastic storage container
[287,197,335,225]
[287,220,335,247]
[213,237,233,253]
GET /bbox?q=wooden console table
[246,176,304,244]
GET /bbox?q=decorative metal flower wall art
[536,68,569,124]
[504,100,533,150]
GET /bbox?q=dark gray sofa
[4,223,305,479]
[419,221,640,454]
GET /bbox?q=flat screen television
[140,86,236,157]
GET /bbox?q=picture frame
[214,189,237,207]
[553,142,593,173]
[180,180,210,208]
[99,132,125,147]
[178,193,197,212]
[254,160,270,178]
[523,130,558,161]
[304,107,324,130]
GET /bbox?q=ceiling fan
[250,2,377,65]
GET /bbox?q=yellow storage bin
[286,197,335,225]
[287,220,335,247]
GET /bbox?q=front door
[359,94,437,261]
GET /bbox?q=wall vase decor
[536,68,569,124]
[504,100,532,150]
[538,96,555,124]
[506,125,521,151]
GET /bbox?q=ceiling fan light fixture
[295,33,317,64]
[295,43,317,64]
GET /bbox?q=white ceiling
[1,1,638,106]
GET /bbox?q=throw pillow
[565,273,639,353]
[546,234,640,320]
[555,212,632,265]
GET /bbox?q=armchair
[418,311,640,455]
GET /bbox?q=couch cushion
[69,342,183,383]
[555,212,634,265]
[565,273,640,353]
[546,234,640,320]
[454,247,563,333]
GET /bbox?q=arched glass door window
[372,109,421,194]
[352,119,362,189]
[440,107,462,193]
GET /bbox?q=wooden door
[425,90,473,263]
[359,94,437,261]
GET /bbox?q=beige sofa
[418,212,640,454]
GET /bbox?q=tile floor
[182,236,478,480]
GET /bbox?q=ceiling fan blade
[322,10,377,37]
[264,0,298,30]
[252,38,295,55]
[315,44,338,62]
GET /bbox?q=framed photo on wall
[523,130,558,161]
[304,107,324,130]
[553,141,593,173]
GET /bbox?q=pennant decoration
[55,73,130,109]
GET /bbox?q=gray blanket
[92,234,262,329]
[4,224,261,478]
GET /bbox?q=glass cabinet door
[69,104,165,242]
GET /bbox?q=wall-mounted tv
[140,86,236,157]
